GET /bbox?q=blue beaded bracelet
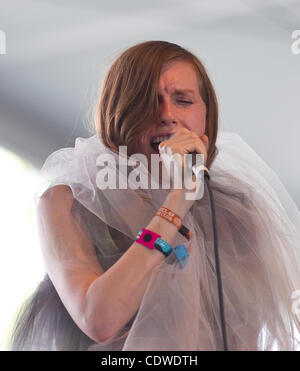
[154,237,173,257]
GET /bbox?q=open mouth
[150,134,172,153]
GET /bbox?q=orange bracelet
[156,207,191,240]
[156,207,183,229]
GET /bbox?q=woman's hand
[159,128,209,165]
[158,128,209,206]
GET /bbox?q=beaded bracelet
[135,228,189,268]
[135,228,172,257]
[156,207,191,241]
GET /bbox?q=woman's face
[133,59,207,160]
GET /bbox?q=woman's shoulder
[38,184,75,214]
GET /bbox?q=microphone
[190,152,209,179]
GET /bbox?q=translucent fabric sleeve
[9,132,300,351]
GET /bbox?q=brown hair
[95,40,219,168]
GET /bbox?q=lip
[150,132,174,143]
[149,132,174,154]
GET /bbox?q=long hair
[8,273,95,350]
[96,40,219,168]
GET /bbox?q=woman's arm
[37,185,193,344]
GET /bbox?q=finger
[190,141,207,164]
[200,134,209,152]
[160,137,207,162]
[180,136,208,158]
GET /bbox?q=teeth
[152,135,170,144]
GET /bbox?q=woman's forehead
[158,61,199,96]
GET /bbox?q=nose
[158,98,177,128]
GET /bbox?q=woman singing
[9,40,300,351]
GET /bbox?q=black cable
[204,170,229,351]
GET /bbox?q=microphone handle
[189,152,198,168]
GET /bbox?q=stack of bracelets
[135,207,191,269]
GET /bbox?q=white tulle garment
[33,132,300,351]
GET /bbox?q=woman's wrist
[164,189,195,219]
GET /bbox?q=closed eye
[178,100,192,104]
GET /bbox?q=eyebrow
[158,88,196,96]
[173,89,196,95]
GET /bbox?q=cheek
[187,112,206,137]
[131,134,148,155]
[198,120,206,136]
[196,106,207,136]
[131,142,142,155]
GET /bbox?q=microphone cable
[167,138,229,350]
[203,169,229,351]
